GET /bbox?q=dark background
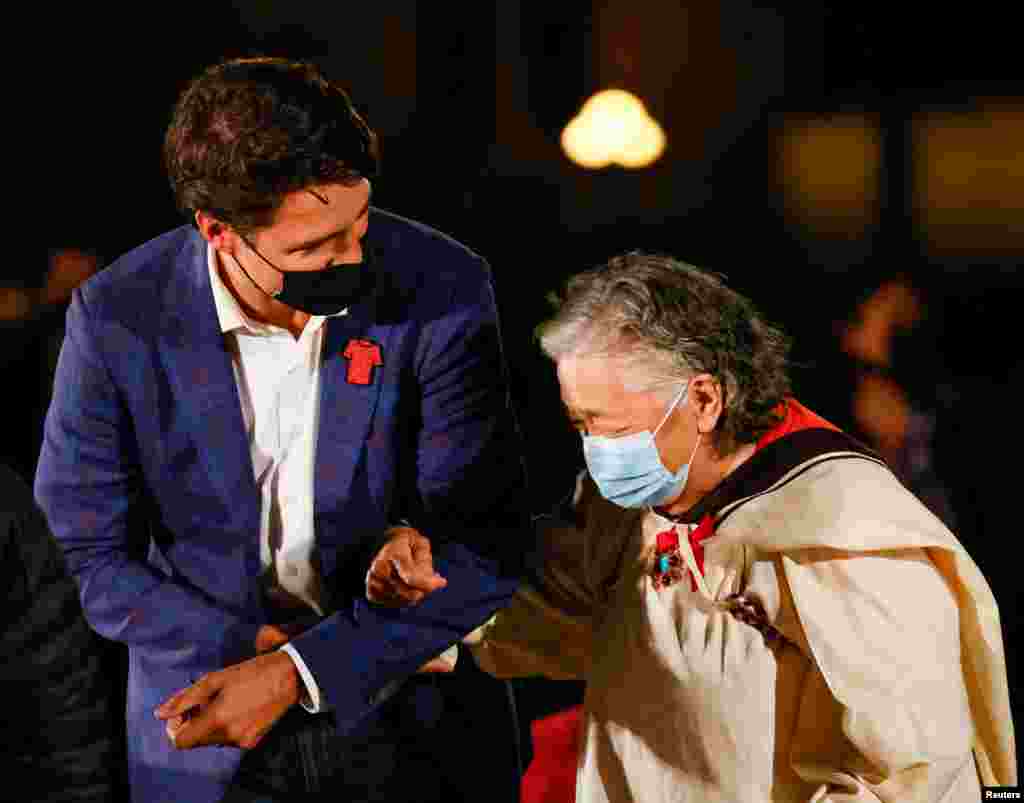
[15,0,1022,786]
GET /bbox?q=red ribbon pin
[343,338,383,385]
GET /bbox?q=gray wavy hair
[536,252,792,455]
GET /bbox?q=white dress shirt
[207,244,342,713]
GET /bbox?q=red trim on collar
[756,398,840,452]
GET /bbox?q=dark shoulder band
[677,428,884,524]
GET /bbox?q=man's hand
[366,526,447,606]
[155,651,301,750]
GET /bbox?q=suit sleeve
[34,289,260,672]
[287,257,533,732]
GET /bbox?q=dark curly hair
[537,252,792,455]
[164,57,378,233]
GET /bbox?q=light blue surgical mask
[582,381,702,509]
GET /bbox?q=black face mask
[233,236,375,317]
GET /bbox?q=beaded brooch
[651,513,784,645]
[651,527,685,590]
[651,514,715,592]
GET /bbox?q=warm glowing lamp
[561,89,666,169]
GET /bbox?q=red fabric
[655,513,717,592]
[521,706,583,803]
[655,529,679,553]
[342,338,383,385]
[756,397,839,451]
[687,514,715,591]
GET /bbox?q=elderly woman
[368,253,1016,802]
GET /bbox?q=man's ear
[195,211,237,254]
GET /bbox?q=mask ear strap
[685,430,702,466]
[653,381,689,436]
[229,251,281,300]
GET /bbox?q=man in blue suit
[35,57,529,803]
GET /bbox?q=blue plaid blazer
[35,209,529,803]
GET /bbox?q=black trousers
[220,704,434,802]
[219,658,522,803]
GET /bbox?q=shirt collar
[206,243,347,337]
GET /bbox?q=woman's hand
[365,526,447,606]
[364,526,456,673]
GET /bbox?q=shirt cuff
[438,643,459,669]
[462,614,497,645]
[280,643,329,714]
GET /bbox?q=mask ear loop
[682,429,703,468]
[229,251,281,300]
[653,381,690,437]
[237,234,287,298]
[655,380,703,484]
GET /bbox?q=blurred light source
[915,104,1024,256]
[561,89,666,169]
[777,115,881,237]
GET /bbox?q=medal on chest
[651,513,715,592]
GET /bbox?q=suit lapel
[161,232,259,532]
[160,232,394,581]
[314,293,391,527]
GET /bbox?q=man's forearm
[289,535,523,734]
